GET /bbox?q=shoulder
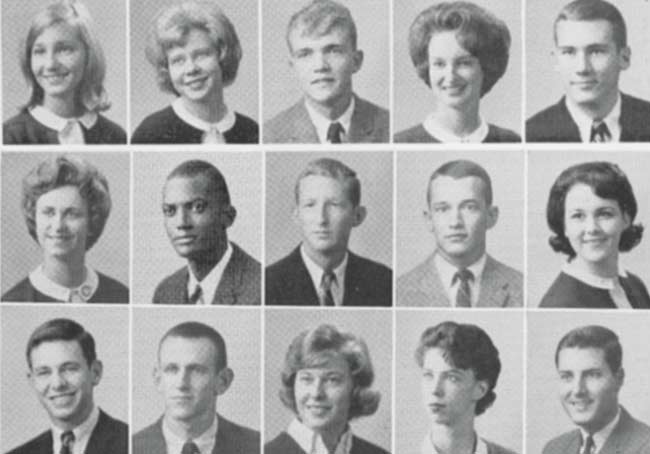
[131,106,183,143]
[94,272,129,303]
[263,101,308,143]
[542,429,579,454]
[91,114,127,144]
[5,430,52,454]
[351,435,390,454]
[483,438,518,454]
[266,247,302,278]
[3,110,53,144]
[94,411,128,454]
[355,97,389,118]
[225,112,259,144]
[394,123,436,143]
[348,252,392,281]
[265,432,302,454]
[396,254,446,307]
[539,272,605,308]
[133,420,164,452]
[152,267,188,304]
[621,93,650,115]
[485,124,521,143]
[2,277,34,302]
[526,99,577,142]
[617,408,650,447]
[485,256,523,285]
[230,243,261,274]
[397,255,435,289]
[218,415,260,451]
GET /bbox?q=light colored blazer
[542,408,650,454]
[396,253,523,307]
[263,95,389,143]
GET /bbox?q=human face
[289,27,362,109]
[420,348,487,427]
[294,175,364,258]
[427,31,483,110]
[29,340,100,430]
[427,176,497,268]
[163,175,231,261]
[557,347,622,433]
[554,20,629,110]
[564,183,629,272]
[167,29,223,105]
[294,355,353,436]
[31,23,87,107]
[36,185,89,260]
[155,336,229,424]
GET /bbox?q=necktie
[453,268,474,307]
[60,431,75,454]
[189,285,204,304]
[59,120,85,144]
[320,271,336,306]
[581,434,594,454]
[202,126,225,144]
[590,121,611,142]
[326,122,344,143]
[181,441,201,454]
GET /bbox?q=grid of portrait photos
[1,0,650,453]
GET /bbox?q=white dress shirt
[51,405,100,454]
[186,242,234,305]
[304,96,355,143]
[434,254,487,307]
[578,407,621,454]
[29,265,99,302]
[300,245,348,306]
[565,93,621,143]
[162,414,218,454]
[288,418,353,454]
[30,105,97,144]
[562,261,632,309]
[422,114,489,143]
[172,98,235,143]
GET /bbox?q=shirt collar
[579,407,621,454]
[162,413,219,454]
[565,93,621,143]
[29,265,99,302]
[288,418,353,454]
[304,96,355,143]
[420,432,488,454]
[187,242,234,305]
[300,244,348,306]
[172,98,236,133]
[434,253,487,307]
[562,261,627,290]
[29,105,97,130]
[51,405,100,454]
[422,114,489,143]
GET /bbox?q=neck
[42,254,86,287]
[438,246,484,270]
[573,91,618,121]
[303,244,346,272]
[165,410,216,440]
[317,424,347,454]
[430,420,476,454]
[187,241,228,281]
[52,402,94,431]
[42,95,82,118]
[431,102,480,137]
[572,253,619,279]
[181,93,227,123]
[306,92,353,120]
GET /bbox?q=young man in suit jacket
[153,160,261,305]
[266,158,392,306]
[526,0,650,143]
[543,325,650,454]
[397,160,522,307]
[264,0,389,144]
[133,322,260,454]
[6,319,128,454]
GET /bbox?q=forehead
[289,25,352,50]
[555,19,616,47]
[34,22,81,44]
[429,175,487,204]
[557,347,609,371]
[159,336,219,366]
[427,31,471,57]
[564,183,620,210]
[164,175,218,202]
[37,185,85,208]
[298,174,351,201]
[299,353,351,375]
[167,28,213,53]
[30,339,86,367]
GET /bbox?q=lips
[173,236,196,245]
[311,77,335,86]
[572,80,597,89]
[49,392,76,406]
[446,233,467,241]
[568,399,593,411]
[184,76,208,89]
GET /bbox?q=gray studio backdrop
[526,0,650,119]
[265,151,393,268]
[1,151,130,296]
[131,307,261,432]
[2,0,127,129]
[263,0,389,123]
[396,310,524,454]
[1,306,129,452]
[527,150,650,307]
[396,150,524,278]
[393,0,522,136]
[264,308,392,451]
[527,311,650,454]
[132,151,262,304]
[130,0,259,134]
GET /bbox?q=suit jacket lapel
[348,96,373,142]
[599,408,634,454]
[290,102,319,143]
[212,245,242,305]
[418,254,450,307]
[286,247,320,305]
[556,98,582,141]
[85,410,116,454]
[477,256,510,308]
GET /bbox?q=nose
[584,215,600,234]
[175,368,191,389]
[571,376,587,396]
[314,203,329,225]
[431,375,445,397]
[444,62,457,79]
[308,378,326,399]
[448,207,464,227]
[175,207,192,230]
[50,371,68,390]
[314,51,331,72]
[575,50,593,74]
[50,212,65,231]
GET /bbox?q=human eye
[569,211,584,220]
[294,48,311,59]
[462,201,479,212]
[169,54,185,66]
[163,364,178,374]
[433,204,449,213]
[40,206,55,216]
[33,367,51,378]
[191,200,207,214]
[422,370,434,380]
[296,372,313,384]
[32,45,46,56]
[558,371,572,382]
[431,59,445,69]
[597,209,615,219]
[559,47,576,56]
[162,204,176,217]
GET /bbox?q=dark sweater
[394,123,521,143]
[265,432,389,454]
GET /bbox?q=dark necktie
[320,271,336,306]
[590,121,611,142]
[326,122,344,143]
[581,434,594,454]
[60,431,75,454]
[189,285,203,304]
[453,268,474,307]
[181,441,201,454]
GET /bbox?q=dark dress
[2,272,130,304]
[539,271,650,309]
[265,432,389,454]
[394,123,521,143]
[3,109,127,144]
[131,106,259,144]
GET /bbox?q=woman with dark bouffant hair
[540,161,649,309]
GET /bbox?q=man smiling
[7,318,127,454]
[526,0,650,142]
[264,0,389,143]
[544,325,650,454]
[397,160,522,307]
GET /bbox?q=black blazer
[526,93,650,142]
[265,246,392,306]
[265,432,389,454]
[6,410,128,454]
